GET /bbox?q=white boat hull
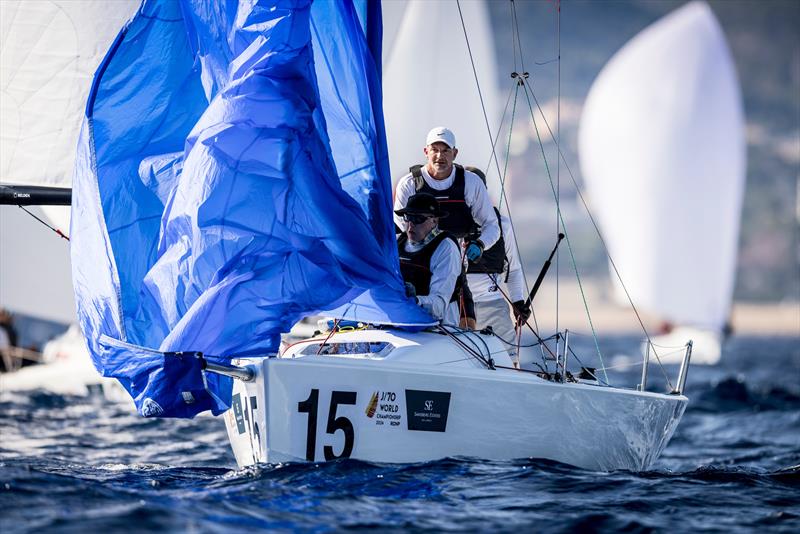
[0,324,131,405]
[224,330,687,472]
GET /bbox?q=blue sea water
[1,335,798,532]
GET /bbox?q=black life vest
[467,207,506,275]
[410,164,475,239]
[397,231,461,302]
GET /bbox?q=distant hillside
[486,0,800,302]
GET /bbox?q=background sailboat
[578,1,746,364]
[382,0,502,196]
[0,0,139,389]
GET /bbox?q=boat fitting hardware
[204,361,256,382]
[639,342,651,391]
[672,341,693,395]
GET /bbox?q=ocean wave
[691,377,800,412]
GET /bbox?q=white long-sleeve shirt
[467,214,526,303]
[403,235,461,325]
[394,166,500,250]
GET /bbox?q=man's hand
[465,240,484,262]
[512,300,531,326]
[404,282,417,299]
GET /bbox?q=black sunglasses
[403,213,433,224]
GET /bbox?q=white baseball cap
[425,127,456,148]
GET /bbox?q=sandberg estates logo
[405,390,451,432]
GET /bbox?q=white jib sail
[0,0,138,323]
[382,0,502,199]
[578,1,746,332]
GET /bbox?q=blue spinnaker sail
[71,0,434,418]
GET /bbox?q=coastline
[526,281,799,336]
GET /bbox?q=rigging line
[454,0,533,305]
[509,0,519,74]
[505,0,552,363]
[316,318,340,355]
[518,78,609,384]
[483,81,515,182]
[17,205,70,241]
[497,81,518,213]
[555,0,562,348]
[437,325,492,369]
[565,349,611,387]
[447,324,493,358]
[455,7,530,321]
[517,86,674,389]
[483,82,538,324]
[487,273,556,367]
[460,1,557,372]
[455,323,483,356]
[455,0,504,195]
[510,0,526,74]
[596,360,645,372]
[490,329,559,350]
[494,82,533,299]
[495,362,549,376]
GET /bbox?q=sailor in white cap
[394,127,500,255]
[393,127,501,324]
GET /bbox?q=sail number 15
[297,389,357,461]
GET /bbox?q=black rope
[436,325,494,370]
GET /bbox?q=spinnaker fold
[71,0,433,418]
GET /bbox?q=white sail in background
[578,1,745,336]
[1,0,138,232]
[382,0,501,198]
[0,0,138,323]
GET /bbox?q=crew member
[464,167,530,363]
[396,193,461,325]
[393,127,500,323]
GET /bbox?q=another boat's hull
[0,356,130,402]
[646,326,722,365]
[225,352,687,472]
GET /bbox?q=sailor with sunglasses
[393,127,500,263]
[393,127,501,325]
[395,193,462,325]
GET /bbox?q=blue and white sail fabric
[71,0,433,418]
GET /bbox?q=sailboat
[1,0,690,471]
[382,0,501,193]
[578,1,746,365]
[0,0,140,395]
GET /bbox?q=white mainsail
[0,0,139,322]
[0,0,138,323]
[578,1,745,337]
[1,0,139,232]
[382,0,501,197]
